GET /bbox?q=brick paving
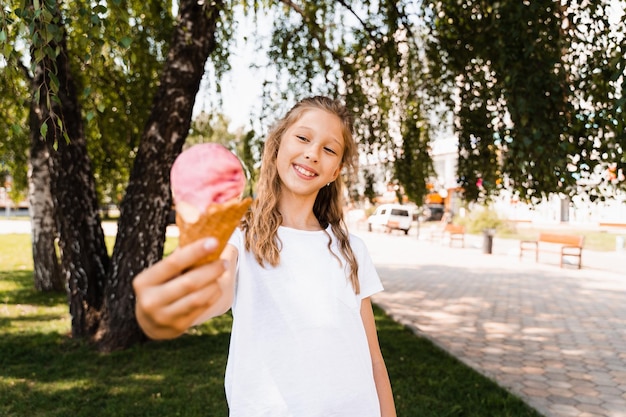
[356,228,626,417]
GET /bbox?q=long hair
[242,96,361,293]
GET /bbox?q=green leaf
[41,7,53,23]
[119,36,132,48]
[32,31,41,48]
[39,122,48,139]
[48,71,60,94]
[11,124,23,135]
[93,5,108,14]
[2,43,13,59]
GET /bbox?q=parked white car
[367,204,413,235]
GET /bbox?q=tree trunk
[27,127,63,292]
[30,2,110,338]
[96,0,224,352]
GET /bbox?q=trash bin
[483,229,495,254]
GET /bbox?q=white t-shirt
[225,225,384,417]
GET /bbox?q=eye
[323,146,338,155]
[296,135,309,142]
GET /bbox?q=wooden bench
[519,233,584,268]
[431,224,465,247]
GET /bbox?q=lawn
[0,234,543,416]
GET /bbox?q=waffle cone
[176,197,252,267]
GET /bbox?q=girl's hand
[133,237,227,340]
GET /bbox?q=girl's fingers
[134,237,219,287]
[162,237,221,276]
[160,280,224,327]
[153,259,227,306]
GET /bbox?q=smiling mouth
[293,164,317,178]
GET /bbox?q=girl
[134,96,397,417]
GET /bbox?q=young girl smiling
[134,96,396,417]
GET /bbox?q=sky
[192,9,273,131]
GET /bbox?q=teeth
[294,165,316,177]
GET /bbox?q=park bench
[519,233,584,269]
[431,223,465,247]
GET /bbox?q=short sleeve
[349,234,384,299]
[228,227,244,252]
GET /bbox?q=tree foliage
[69,0,174,207]
[1,0,174,207]
[0,72,29,202]
[395,99,434,205]
[423,0,625,202]
[0,2,42,200]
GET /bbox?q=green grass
[1,234,543,416]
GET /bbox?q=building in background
[428,135,626,226]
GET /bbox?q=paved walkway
[354,228,626,417]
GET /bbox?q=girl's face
[276,108,344,199]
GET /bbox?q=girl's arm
[361,297,397,417]
[133,238,236,340]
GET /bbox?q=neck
[278,193,321,231]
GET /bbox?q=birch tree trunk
[30,1,110,338]
[27,126,63,292]
[96,0,225,351]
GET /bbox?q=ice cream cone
[176,196,252,267]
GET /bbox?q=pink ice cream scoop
[171,143,246,221]
[170,143,252,265]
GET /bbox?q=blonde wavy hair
[241,96,361,293]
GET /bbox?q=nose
[304,144,320,162]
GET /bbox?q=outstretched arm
[361,297,397,417]
[133,237,236,340]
